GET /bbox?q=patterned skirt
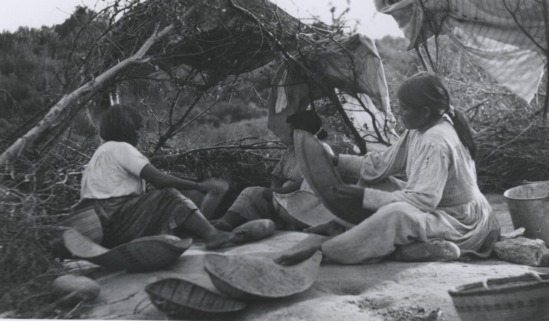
[83,188,198,248]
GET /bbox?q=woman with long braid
[276,72,500,265]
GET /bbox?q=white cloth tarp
[375,0,548,102]
[267,34,393,144]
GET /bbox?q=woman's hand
[271,180,302,195]
[196,178,229,195]
[262,188,273,201]
[331,184,364,203]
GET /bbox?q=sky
[0,0,404,39]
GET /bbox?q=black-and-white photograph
[1,1,549,320]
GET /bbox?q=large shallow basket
[204,251,322,300]
[294,129,371,225]
[448,273,549,321]
[145,278,247,319]
[62,229,192,272]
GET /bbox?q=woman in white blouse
[276,72,500,265]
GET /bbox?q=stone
[493,236,549,267]
[52,274,100,305]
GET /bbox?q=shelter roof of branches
[104,0,393,151]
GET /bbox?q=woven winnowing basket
[114,235,193,272]
[448,273,549,321]
[204,251,322,300]
[145,278,247,319]
[59,206,103,244]
[62,230,192,272]
[293,130,372,225]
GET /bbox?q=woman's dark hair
[286,110,328,140]
[99,104,143,146]
[397,72,477,159]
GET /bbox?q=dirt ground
[69,194,549,321]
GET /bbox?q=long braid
[450,109,477,159]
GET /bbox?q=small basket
[145,278,246,319]
[62,229,192,272]
[58,206,103,243]
[448,273,549,321]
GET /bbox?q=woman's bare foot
[391,240,461,262]
[203,230,233,250]
[231,219,275,243]
[210,219,234,232]
[304,219,346,236]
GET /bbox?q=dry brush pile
[444,72,549,192]
[0,145,86,318]
[475,110,549,192]
[0,137,282,318]
[150,138,285,217]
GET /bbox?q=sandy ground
[71,194,549,321]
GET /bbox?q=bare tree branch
[503,0,547,52]
[0,24,176,169]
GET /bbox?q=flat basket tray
[204,251,322,300]
[62,229,192,272]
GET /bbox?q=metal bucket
[503,181,549,244]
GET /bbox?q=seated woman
[276,72,500,265]
[212,110,334,231]
[79,104,233,249]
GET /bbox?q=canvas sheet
[375,0,548,102]
[267,34,392,143]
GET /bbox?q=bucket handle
[481,272,547,289]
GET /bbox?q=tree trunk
[0,24,175,169]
